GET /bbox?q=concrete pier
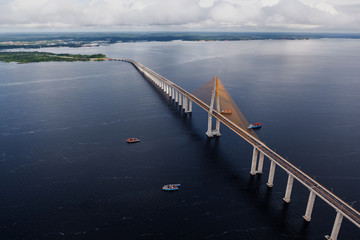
[257,152,264,174]
[267,160,276,187]
[183,97,188,112]
[250,147,259,175]
[325,211,343,240]
[303,190,316,221]
[283,174,294,203]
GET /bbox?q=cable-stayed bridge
[111,58,360,240]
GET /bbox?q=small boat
[221,110,232,115]
[248,123,262,129]
[162,184,181,191]
[127,138,141,143]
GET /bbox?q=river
[0,39,359,239]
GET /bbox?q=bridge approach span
[112,58,360,239]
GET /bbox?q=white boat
[162,184,181,191]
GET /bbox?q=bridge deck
[114,58,360,229]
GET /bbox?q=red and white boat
[127,138,141,143]
[248,123,262,129]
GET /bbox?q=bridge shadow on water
[143,76,311,239]
[144,76,194,120]
[203,138,313,239]
[203,139,312,239]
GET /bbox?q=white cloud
[199,0,216,8]
[297,0,338,15]
[208,1,261,27]
[0,0,359,31]
[262,0,358,30]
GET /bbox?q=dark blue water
[1,39,360,239]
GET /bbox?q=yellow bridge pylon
[194,76,259,139]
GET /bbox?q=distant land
[0,52,107,64]
[1,32,360,50]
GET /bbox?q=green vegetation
[0,52,106,63]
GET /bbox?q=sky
[0,0,359,32]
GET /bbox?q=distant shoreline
[1,32,360,51]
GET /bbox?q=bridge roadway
[113,58,360,230]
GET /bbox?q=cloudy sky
[0,0,359,32]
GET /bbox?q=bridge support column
[325,211,343,240]
[283,174,294,203]
[267,160,276,187]
[215,117,220,133]
[175,90,178,103]
[189,100,192,113]
[179,94,182,106]
[303,190,316,221]
[206,114,221,137]
[257,152,264,174]
[166,84,169,95]
[250,147,258,175]
[206,114,213,137]
[172,88,175,100]
[250,150,264,175]
[183,97,188,112]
